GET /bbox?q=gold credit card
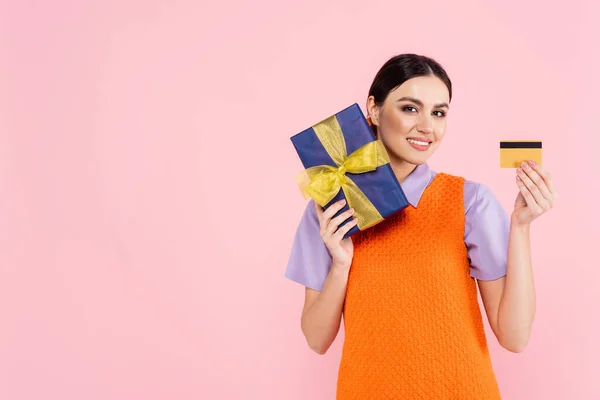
[500,141,542,168]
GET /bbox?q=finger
[521,161,554,207]
[332,217,359,242]
[322,199,347,224]
[317,199,346,237]
[516,175,544,214]
[517,167,551,210]
[527,160,558,202]
[326,208,355,237]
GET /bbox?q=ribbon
[296,114,390,230]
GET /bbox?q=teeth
[407,138,430,146]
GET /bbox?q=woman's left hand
[513,160,557,226]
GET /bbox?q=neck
[389,158,418,184]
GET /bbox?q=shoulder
[462,179,501,215]
[432,170,500,214]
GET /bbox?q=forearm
[301,264,349,354]
[497,214,536,352]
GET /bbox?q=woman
[285,54,557,399]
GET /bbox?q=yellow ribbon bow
[296,114,391,231]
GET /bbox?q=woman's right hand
[314,199,358,271]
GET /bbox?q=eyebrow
[397,96,449,109]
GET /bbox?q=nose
[417,115,434,135]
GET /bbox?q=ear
[366,96,380,127]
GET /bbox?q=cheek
[434,121,447,139]
[386,112,413,134]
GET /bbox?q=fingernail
[517,168,523,173]
[521,161,529,168]
[349,208,355,214]
[528,160,536,166]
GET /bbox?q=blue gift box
[290,103,409,238]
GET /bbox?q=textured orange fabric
[336,172,502,399]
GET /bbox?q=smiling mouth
[406,137,432,151]
[406,138,431,146]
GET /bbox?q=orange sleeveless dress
[336,173,502,399]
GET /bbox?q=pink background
[1,0,598,399]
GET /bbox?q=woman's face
[367,75,450,166]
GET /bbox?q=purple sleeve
[464,182,510,281]
[285,200,332,291]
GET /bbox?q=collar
[401,163,436,208]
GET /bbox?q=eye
[433,110,446,117]
[402,106,417,113]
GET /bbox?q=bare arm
[300,199,358,354]
[301,266,349,354]
[478,221,535,353]
[479,160,556,353]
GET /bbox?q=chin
[400,152,431,166]
[407,158,428,166]
[403,144,438,165]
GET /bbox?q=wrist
[510,212,531,232]
[330,262,351,275]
